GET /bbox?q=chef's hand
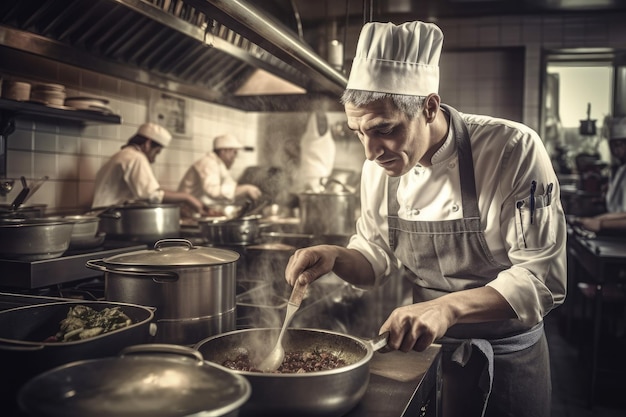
[379,299,454,353]
[285,245,339,286]
[575,216,602,232]
[235,184,262,201]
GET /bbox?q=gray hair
[340,90,426,119]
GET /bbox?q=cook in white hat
[92,122,204,214]
[284,21,566,417]
[573,116,626,232]
[178,134,261,208]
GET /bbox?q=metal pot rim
[100,239,240,267]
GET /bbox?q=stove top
[0,240,147,290]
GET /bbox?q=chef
[178,134,262,206]
[573,116,626,232]
[92,122,204,213]
[299,111,336,192]
[285,21,566,417]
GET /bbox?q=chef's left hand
[575,216,602,232]
[379,299,454,352]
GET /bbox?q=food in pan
[222,350,347,373]
[45,304,133,342]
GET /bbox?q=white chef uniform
[178,151,237,206]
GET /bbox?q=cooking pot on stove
[298,188,357,237]
[198,214,267,246]
[0,203,47,218]
[86,239,239,345]
[18,344,251,417]
[96,202,180,243]
[0,217,73,260]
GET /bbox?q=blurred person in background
[92,122,204,214]
[299,111,336,192]
[178,134,262,213]
[573,116,626,233]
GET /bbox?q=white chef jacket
[348,111,567,327]
[299,113,336,191]
[605,164,626,212]
[92,145,164,208]
[178,152,236,206]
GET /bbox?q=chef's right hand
[285,245,338,286]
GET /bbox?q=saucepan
[194,327,388,416]
[17,344,251,417]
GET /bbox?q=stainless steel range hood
[0,0,347,111]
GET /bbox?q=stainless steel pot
[194,328,388,417]
[97,203,180,243]
[198,215,266,246]
[86,239,240,345]
[0,300,156,413]
[46,214,100,244]
[0,218,73,260]
[17,344,251,417]
[298,191,357,237]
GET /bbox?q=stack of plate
[65,96,113,114]
[30,83,66,107]
[1,80,32,101]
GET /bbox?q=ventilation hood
[0,0,347,111]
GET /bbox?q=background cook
[178,134,262,211]
[285,20,567,417]
[92,122,205,214]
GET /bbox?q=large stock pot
[86,239,239,345]
[298,190,357,237]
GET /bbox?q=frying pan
[194,327,388,417]
[0,300,156,413]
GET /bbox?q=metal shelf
[0,97,122,177]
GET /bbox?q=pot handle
[85,259,180,282]
[154,238,194,251]
[120,343,203,363]
[366,331,390,353]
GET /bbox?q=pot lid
[102,239,240,267]
[18,344,251,417]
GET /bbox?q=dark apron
[387,104,550,417]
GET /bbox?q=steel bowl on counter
[17,344,251,417]
[86,239,240,345]
[96,202,181,244]
[0,217,74,260]
[194,328,388,417]
[0,300,156,414]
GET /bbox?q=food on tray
[222,350,347,373]
[46,304,132,342]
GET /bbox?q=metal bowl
[0,218,73,260]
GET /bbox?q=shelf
[0,97,122,177]
[0,98,122,125]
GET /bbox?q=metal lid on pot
[18,344,251,417]
[102,239,240,267]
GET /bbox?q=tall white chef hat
[213,134,244,150]
[346,21,444,96]
[609,117,626,140]
[137,123,172,147]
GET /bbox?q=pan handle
[85,259,180,282]
[120,343,203,363]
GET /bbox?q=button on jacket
[92,145,164,208]
[348,109,567,328]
